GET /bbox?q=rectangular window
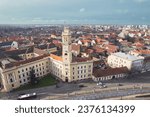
[12,84,14,87]
[8,73,13,77]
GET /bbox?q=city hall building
[0,27,94,92]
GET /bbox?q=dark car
[118,83,123,86]
[79,84,86,88]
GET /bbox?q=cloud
[116,9,129,14]
[141,17,146,20]
[118,0,125,3]
[79,8,85,12]
[134,0,148,3]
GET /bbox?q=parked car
[79,84,85,88]
[118,83,123,86]
[17,92,37,100]
[97,82,103,86]
[97,82,107,88]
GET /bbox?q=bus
[17,92,37,100]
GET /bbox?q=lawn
[14,74,57,91]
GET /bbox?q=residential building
[0,41,18,49]
[92,67,129,82]
[107,52,144,72]
[0,54,50,92]
[0,27,94,92]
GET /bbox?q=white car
[97,82,103,86]
[17,92,37,100]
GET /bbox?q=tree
[30,68,38,85]
[125,35,135,43]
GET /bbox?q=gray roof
[0,51,6,59]
[0,41,13,47]
[112,52,144,61]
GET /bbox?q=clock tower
[62,27,72,82]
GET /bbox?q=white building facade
[0,55,50,92]
[49,27,93,82]
[108,52,144,72]
[0,27,94,92]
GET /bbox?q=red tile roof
[50,54,63,62]
[93,67,129,77]
[72,57,92,62]
[81,39,91,43]
[93,46,105,53]
[132,49,150,55]
[5,54,50,69]
[104,44,118,53]
[71,43,80,52]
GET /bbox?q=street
[0,71,150,100]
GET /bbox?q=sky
[0,0,149,24]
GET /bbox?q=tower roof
[62,27,71,35]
